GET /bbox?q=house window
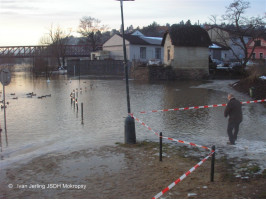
[140,47,146,59]
[260,53,263,59]
[255,40,261,46]
[167,49,170,61]
[155,48,161,59]
[252,53,256,59]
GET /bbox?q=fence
[67,60,126,77]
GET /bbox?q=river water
[0,72,266,169]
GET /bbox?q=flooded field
[0,72,265,198]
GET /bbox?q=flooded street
[0,72,265,168]
[0,72,266,198]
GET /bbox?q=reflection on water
[0,72,266,169]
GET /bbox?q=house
[102,31,163,64]
[246,36,266,60]
[209,42,230,62]
[207,27,250,61]
[161,25,211,79]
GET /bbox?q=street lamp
[116,0,136,144]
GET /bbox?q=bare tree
[40,24,72,67]
[209,0,265,66]
[78,16,109,51]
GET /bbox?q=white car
[147,59,161,66]
[246,60,257,67]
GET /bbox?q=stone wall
[173,68,209,80]
[130,66,149,80]
[131,65,177,80]
[131,65,209,80]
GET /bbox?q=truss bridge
[0,45,90,58]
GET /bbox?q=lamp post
[117,0,136,144]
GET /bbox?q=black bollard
[124,115,136,144]
[81,102,84,124]
[159,132,162,161]
[210,145,216,182]
[73,92,75,109]
[70,92,73,105]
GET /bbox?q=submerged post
[3,85,8,146]
[81,102,84,124]
[159,132,163,161]
[210,145,216,182]
[73,91,75,109]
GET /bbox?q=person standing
[224,94,243,145]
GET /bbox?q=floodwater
[0,72,266,170]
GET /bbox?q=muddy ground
[0,141,265,199]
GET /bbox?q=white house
[102,31,163,63]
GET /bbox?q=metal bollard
[81,102,84,124]
[124,115,136,144]
[76,98,78,111]
[159,132,163,161]
[70,92,73,105]
[73,91,75,109]
[210,145,216,182]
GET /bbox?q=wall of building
[103,34,129,60]
[172,46,209,69]
[172,47,209,79]
[247,38,266,60]
[129,45,163,63]
[208,28,230,45]
[163,34,175,66]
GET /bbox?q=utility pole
[117,0,136,144]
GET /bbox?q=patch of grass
[248,165,261,173]
[115,140,159,149]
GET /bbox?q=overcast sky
[0,0,265,46]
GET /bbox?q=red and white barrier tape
[130,114,210,151]
[134,99,266,115]
[153,150,215,199]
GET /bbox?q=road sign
[0,69,11,86]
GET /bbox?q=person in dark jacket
[224,94,243,145]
